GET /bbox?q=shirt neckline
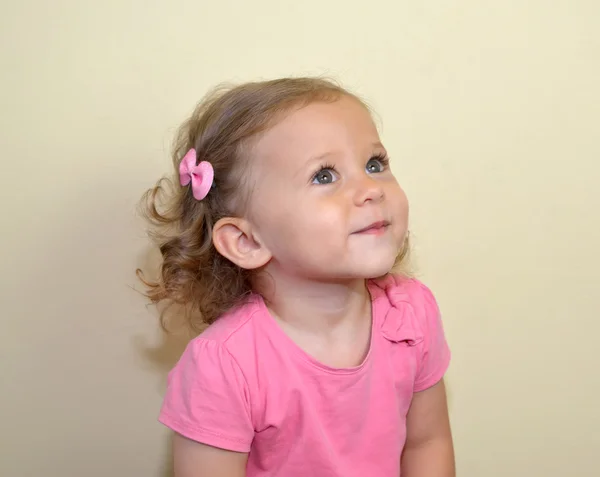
[252,280,383,375]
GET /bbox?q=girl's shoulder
[198,295,264,342]
[185,294,268,363]
[165,295,268,402]
[369,274,451,392]
[368,274,444,346]
[160,297,264,452]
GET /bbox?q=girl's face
[246,96,409,282]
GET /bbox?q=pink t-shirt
[159,275,451,476]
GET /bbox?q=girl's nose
[353,175,385,206]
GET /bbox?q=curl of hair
[137,77,410,334]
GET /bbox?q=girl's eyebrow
[307,142,385,162]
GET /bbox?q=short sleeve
[413,282,451,392]
[158,338,254,452]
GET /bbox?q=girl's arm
[173,433,248,477]
[401,379,455,477]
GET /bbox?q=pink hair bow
[179,148,214,201]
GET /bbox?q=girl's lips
[354,221,390,234]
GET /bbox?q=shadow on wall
[133,244,197,477]
[159,448,174,477]
[132,241,198,382]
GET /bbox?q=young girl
[140,77,454,477]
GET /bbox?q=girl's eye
[312,167,338,185]
[366,155,389,174]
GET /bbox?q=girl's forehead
[251,98,380,166]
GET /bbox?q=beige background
[1,1,599,476]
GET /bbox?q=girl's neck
[255,271,372,335]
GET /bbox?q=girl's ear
[212,217,272,270]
